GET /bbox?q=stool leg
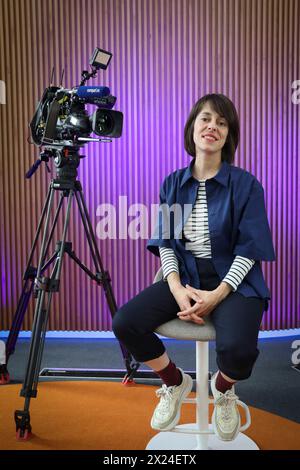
[195,341,209,450]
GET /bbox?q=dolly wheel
[122,374,136,386]
[15,410,32,441]
[16,428,32,441]
[0,372,10,385]
[0,365,10,385]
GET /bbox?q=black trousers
[112,258,265,380]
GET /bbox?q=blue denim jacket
[147,159,276,311]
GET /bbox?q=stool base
[146,424,259,450]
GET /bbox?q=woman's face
[193,102,229,155]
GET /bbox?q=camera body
[29,48,123,148]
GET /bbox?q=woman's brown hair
[184,93,240,164]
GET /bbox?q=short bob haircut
[184,93,240,164]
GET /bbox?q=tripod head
[25,145,84,181]
[46,146,82,181]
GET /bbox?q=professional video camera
[29,47,123,148]
[26,47,123,180]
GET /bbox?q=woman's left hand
[177,284,222,324]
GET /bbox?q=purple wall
[0,0,299,330]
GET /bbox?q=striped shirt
[159,180,255,292]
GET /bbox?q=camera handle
[8,177,140,440]
[77,137,112,143]
[80,67,98,86]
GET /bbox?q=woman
[112,94,276,441]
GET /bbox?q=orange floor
[0,381,299,450]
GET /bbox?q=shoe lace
[155,384,176,412]
[215,389,238,422]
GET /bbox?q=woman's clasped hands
[173,284,221,325]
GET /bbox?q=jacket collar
[180,158,230,188]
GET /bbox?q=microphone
[75,86,110,99]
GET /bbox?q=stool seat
[155,318,216,341]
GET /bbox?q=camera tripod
[6,146,141,439]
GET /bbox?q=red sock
[215,371,236,393]
[155,360,182,387]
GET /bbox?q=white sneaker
[151,368,193,431]
[211,372,241,441]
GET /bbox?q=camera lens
[95,110,114,135]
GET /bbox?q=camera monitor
[90,48,112,70]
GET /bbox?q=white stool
[146,268,259,450]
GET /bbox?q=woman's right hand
[170,284,205,325]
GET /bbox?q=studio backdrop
[0,0,299,331]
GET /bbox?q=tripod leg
[75,189,140,383]
[6,186,51,364]
[73,190,101,275]
[75,189,116,308]
[6,192,65,367]
[53,189,75,280]
[15,190,74,439]
[39,191,65,269]
[24,184,53,275]
[5,185,56,368]
[5,278,34,365]
[21,186,62,394]
[15,280,58,439]
[15,289,49,439]
[35,186,56,281]
[20,287,54,398]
